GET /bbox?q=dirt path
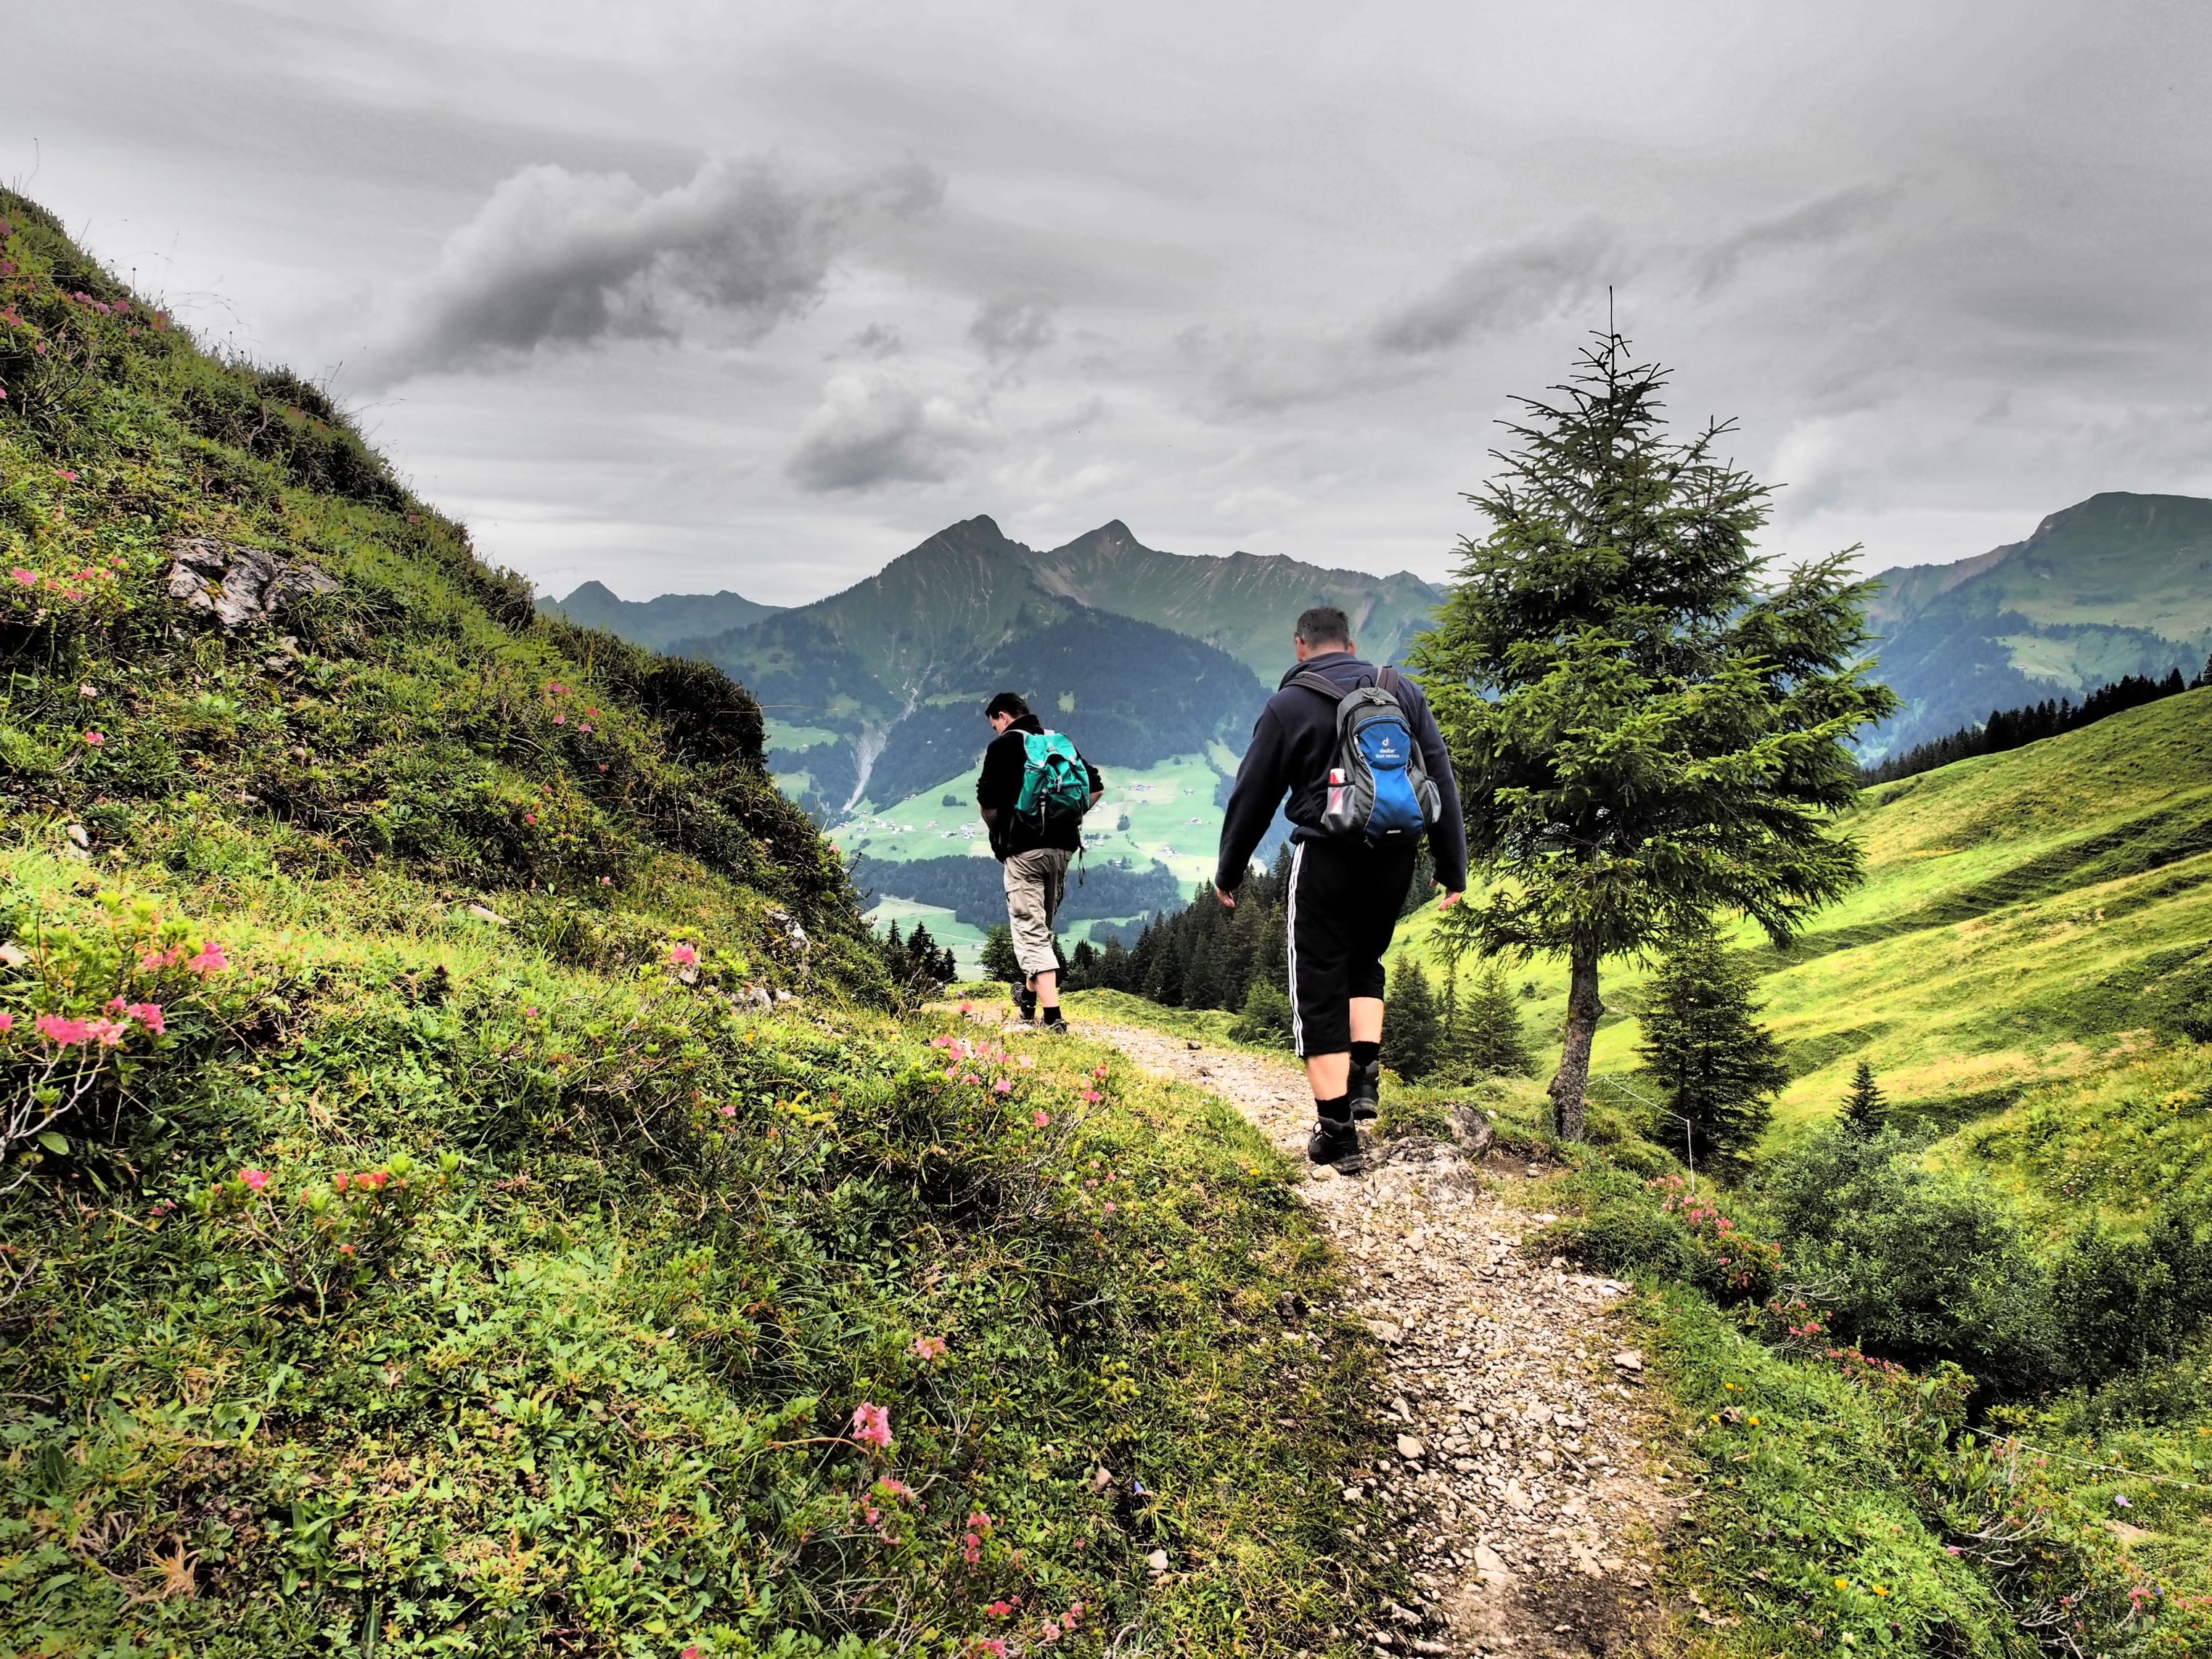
[1066,1015,1685,1657]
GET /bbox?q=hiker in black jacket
[1216,606,1467,1162]
[976,691,1105,1031]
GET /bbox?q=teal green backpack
[1014,730,1092,827]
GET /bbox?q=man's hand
[1438,888,1465,910]
[1215,885,1237,909]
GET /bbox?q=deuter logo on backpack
[1015,730,1092,826]
[1295,668,1441,842]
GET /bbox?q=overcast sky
[12,1,2212,604]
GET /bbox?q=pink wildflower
[669,942,699,967]
[0,1012,11,1033]
[850,1401,893,1451]
[186,942,229,975]
[1103,1201,1118,1214]
[912,1334,947,1360]
[83,730,105,747]
[547,681,567,695]
[994,1076,1012,1095]
[53,469,78,482]
[1034,1109,1050,1127]
[986,1602,1013,1618]
[963,1073,980,1086]
[7,569,33,587]
[523,813,538,825]
[1019,1054,1034,1069]
[126,1003,165,1035]
[523,1005,538,1017]
[83,1018,124,1046]
[1065,1603,1084,1627]
[333,1173,351,1192]
[976,1642,1008,1659]
[720,1104,737,1118]
[552,711,566,724]
[34,1013,89,1046]
[1094,1065,1107,1078]
[239,1168,271,1192]
[139,945,181,970]
[1040,1621,1062,1644]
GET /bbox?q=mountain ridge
[538,579,785,651]
[1861,491,2212,756]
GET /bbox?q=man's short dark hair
[1295,605,1352,648]
[985,690,1030,720]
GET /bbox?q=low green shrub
[1759,1123,2058,1400]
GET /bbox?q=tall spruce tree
[1409,331,1895,1139]
[1841,1059,1885,1134]
[1380,953,1443,1081]
[1637,927,1789,1171]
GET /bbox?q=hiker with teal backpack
[977,691,1104,1031]
[1215,606,1467,1163]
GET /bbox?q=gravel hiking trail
[1009,1009,1690,1657]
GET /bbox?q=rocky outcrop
[166,537,338,629]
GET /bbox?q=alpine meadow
[7,119,2212,1659]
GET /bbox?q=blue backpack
[1290,666,1441,843]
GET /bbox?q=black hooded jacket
[1213,651,1468,893]
[975,713,1106,861]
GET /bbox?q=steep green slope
[0,190,1392,1658]
[1865,493,2212,756]
[1398,684,2212,1207]
[538,579,784,650]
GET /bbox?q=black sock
[1349,1040,1380,1070]
[1315,1092,1352,1124]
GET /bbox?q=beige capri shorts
[1002,847,1072,975]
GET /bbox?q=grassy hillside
[0,189,1396,1658]
[1398,683,2212,1192]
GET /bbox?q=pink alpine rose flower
[1033,1109,1050,1127]
[669,942,699,967]
[187,942,229,975]
[911,1334,947,1360]
[850,1401,893,1451]
[35,1013,90,1046]
[239,1168,271,1192]
[83,730,105,747]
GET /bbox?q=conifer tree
[1636,927,1789,1171]
[1841,1058,1885,1134]
[1231,978,1295,1047]
[980,923,1022,985]
[1380,953,1443,1081]
[1410,330,1895,1139]
[1448,959,1535,1080]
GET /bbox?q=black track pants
[1286,837,1419,1057]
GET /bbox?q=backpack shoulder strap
[1376,665,1403,696]
[1288,671,1349,702]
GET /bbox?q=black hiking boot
[1307,1116,1359,1165]
[1039,1010,1070,1034]
[1349,1057,1382,1123]
[1014,987,1038,1027]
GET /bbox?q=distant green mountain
[678,515,1443,820]
[1864,492,2212,758]
[540,580,784,651]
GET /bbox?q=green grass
[0,189,1401,1658]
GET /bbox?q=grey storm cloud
[1689,183,1901,297]
[785,374,994,493]
[968,295,1058,363]
[1370,222,1618,356]
[363,155,943,385]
